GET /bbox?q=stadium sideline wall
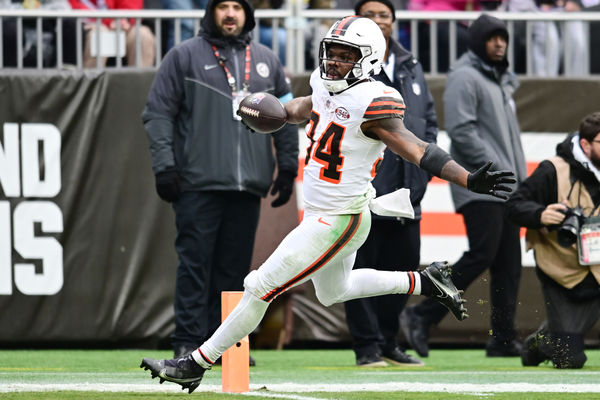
[0,70,598,348]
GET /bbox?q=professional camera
[557,206,586,248]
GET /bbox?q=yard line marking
[3,382,600,394]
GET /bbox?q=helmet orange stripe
[332,15,360,36]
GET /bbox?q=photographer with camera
[506,111,600,369]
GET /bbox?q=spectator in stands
[585,0,600,73]
[252,0,286,64]
[142,0,298,361]
[343,0,438,368]
[161,0,208,50]
[1,0,77,67]
[502,0,587,76]
[408,0,482,73]
[401,14,527,358]
[69,0,156,67]
[506,112,600,368]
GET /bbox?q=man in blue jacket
[343,0,438,367]
[142,0,298,360]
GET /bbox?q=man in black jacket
[142,0,298,359]
[400,14,526,359]
[506,112,600,368]
[343,0,438,367]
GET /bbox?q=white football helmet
[319,16,386,93]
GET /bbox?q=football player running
[141,16,516,393]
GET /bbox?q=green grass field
[1,348,600,399]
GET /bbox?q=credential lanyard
[212,45,251,93]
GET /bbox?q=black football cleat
[140,353,208,394]
[422,261,468,321]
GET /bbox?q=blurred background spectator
[69,0,156,67]
[253,0,286,64]
[1,0,77,67]
[502,0,587,76]
[161,0,207,50]
[585,1,600,73]
[408,0,480,73]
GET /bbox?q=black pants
[171,191,260,348]
[344,218,421,357]
[531,270,600,367]
[413,201,522,342]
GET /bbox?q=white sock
[340,269,421,301]
[192,291,268,369]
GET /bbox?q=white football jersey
[302,70,406,215]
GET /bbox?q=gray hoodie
[443,47,527,210]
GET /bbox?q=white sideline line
[3,382,600,394]
[359,370,600,376]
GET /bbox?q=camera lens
[557,215,580,248]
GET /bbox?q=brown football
[237,92,287,134]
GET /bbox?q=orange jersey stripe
[367,100,405,108]
[364,109,405,116]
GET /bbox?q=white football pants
[194,207,420,366]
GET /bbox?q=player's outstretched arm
[363,118,516,199]
[284,96,313,124]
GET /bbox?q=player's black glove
[270,170,296,207]
[155,169,181,203]
[467,161,516,200]
[236,110,256,133]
